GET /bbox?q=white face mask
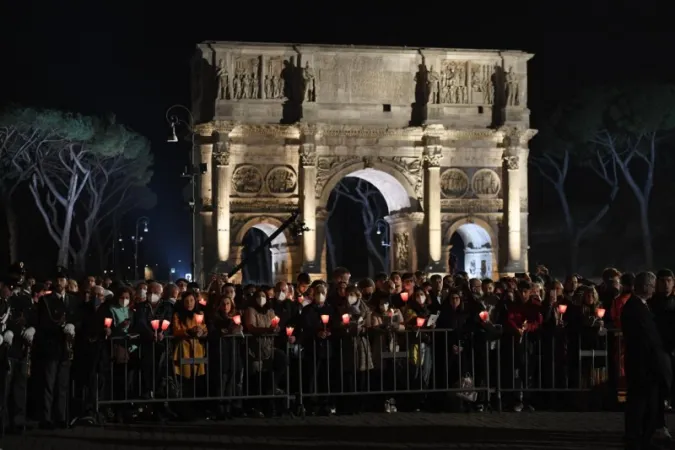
[417,296,426,305]
[277,291,286,301]
[122,298,130,308]
[150,293,160,304]
[347,295,358,305]
[257,296,267,308]
[317,293,326,304]
[140,289,147,300]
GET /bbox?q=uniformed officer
[3,271,36,435]
[35,266,81,429]
[0,280,12,434]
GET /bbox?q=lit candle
[479,311,489,322]
[233,315,241,325]
[194,313,204,325]
[151,319,160,330]
[416,317,425,328]
[557,304,568,314]
[271,316,280,327]
[286,326,294,337]
[342,313,350,325]
[161,320,170,331]
[320,314,329,325]
[104,317,113,328]
[596,308,606,319]
[400,292,409,302]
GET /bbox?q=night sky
[3,2,675,277]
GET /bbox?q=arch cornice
[317,161,420,213]
[235,216,291,245]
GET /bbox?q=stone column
[502,130,522,273]
[300,141,318,272]
[199,143,213,205]
[214,142,232,263]
[424,145,444,272]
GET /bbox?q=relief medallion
[471,169,501,199]
[232,165,263,196]
[440,169,469,198]
[266,166,298,196]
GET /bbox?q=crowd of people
[0,262,672,448]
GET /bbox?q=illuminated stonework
[191,42,535,283]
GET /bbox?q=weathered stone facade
[191,42,535,283]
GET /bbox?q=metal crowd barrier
[84,327,621,416]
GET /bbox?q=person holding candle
[393,273,415,309]
[206,294,244,419]
[367,294,404,413]
[243,289,288,418]
[403,287,434,411]
[501,280,542,412]
[298,281,336,415]
[334,286,373,414]
[171,291,208,413]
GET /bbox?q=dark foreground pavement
[2,412,673,450]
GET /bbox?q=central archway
[319,164,419,277]
[446,218,497,280]
[236,217,292,285]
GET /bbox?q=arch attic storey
[191,42,535,283]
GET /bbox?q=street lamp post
[134,217,149,280]
[375,218,391,272]
[166,104,199,283]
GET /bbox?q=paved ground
[2,412,672,450]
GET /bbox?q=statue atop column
[303,62,316,102]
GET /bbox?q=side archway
[445,217,498,280]
[317,163,419,213]
[235,217,293,283]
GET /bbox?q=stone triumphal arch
[190,42,535,283]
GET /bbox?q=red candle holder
[341,313,350,325]
[194,313,204,325]
[479,311,489,322]
[104,317,113,328]
[161,320,170,331]
[151,319,160,330]
[233,315,241,325]
[320,314,329,325]
[557,304,568,314]
[416,317,425,328]
[400,292,409,302]
[271,316,280,327]
[286,326,294,337]
[596,308,606,319]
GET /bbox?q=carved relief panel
[232,56,261,100]
[437,61,469,105]
[315,156,360,196]
[394,232,410,271]
[266,166,298,196]
[470,64,495,105]
[232,165,263,196]
[471,169,501,198]
[440,169,469,198]
[264,57,285,100]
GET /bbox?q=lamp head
[167,119,178,143]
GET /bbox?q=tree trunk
[639,201,653,268]
[568,234,581,274]
[58,201,75,268]
[3,198,19,263]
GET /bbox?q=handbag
[112,343,130,364]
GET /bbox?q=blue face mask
[93,296,102,308]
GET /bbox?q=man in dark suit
[621,271,671,450]
[35,267,81,429]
